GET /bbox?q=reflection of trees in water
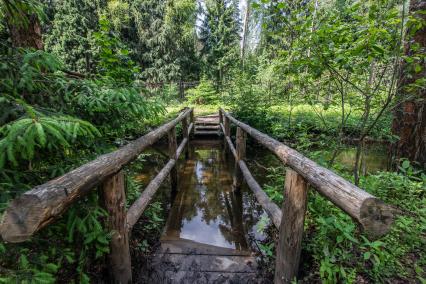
[164,145,252,249]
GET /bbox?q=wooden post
[182,116,189,159]
[189,109,195,136]
[101,171,132,284]
[168,126,178,193]
[233,127,246,188]
[274,169,308,284]
[223,116,231,154]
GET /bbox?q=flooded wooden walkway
[146,138,265,283]
[0,108,394,284]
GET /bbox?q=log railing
[0,108,194,284]
[219,108,394,284]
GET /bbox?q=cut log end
[359,198,394,238]
[0,195,44,243]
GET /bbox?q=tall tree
[392,0,426,168]
[163,0,200,82]
[198,0,240,86]
[44,0,105,73]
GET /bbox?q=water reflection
[162,140,251,250]
[335,145,389,173]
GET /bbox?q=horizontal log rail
[219,108,393,237]
[0,108,193,243]
[219,108,394,284]
[126,122,193,229]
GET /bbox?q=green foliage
[198,0,240,85]
[186,78,219,105]
[0,2,166,282]
[44,0,104,72]
[258,153,425,283]
[93,15,140,83]
[0,110,100,168]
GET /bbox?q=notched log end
[0,195,43,243]
[360,198,394,239]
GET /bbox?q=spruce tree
[44,0,105,73]
[198,0,241,87]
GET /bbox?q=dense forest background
[0,0,425,283]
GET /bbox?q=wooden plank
[194,131,219,136]
[195,125,220,130]
[158,239,252,256]
[168,127,178,193]
[220,109,393,237]
[155,271,259,283]
[152,254,257,273]
[127,159,176,229]
[274,169,308,284]
[233,127,246,188]
[0,108,192,243]
[101,171,132,284]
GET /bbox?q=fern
[0,115,100,168]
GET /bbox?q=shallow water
[136,139,388,251]
[246,143,389,176]
[334,145,389,173]
[161,140,265,250]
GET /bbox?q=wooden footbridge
[0,108,394,283]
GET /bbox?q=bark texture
[168,127,178,193]
[233,127,247,188]
[274,169,308,284]
[392,0,426,168]
[101,172,132,284]
[6,10,43,49]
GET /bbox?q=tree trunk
[240,0,251,63]
[392,0,426,168]
[6,9,43,50]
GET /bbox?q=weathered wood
[0,108,192,243]
[190,110,195,136]
[221,109,393,237]
[220,125,281,226]
[238,161,282,228]
[188,122,194,136]
[274,169,308,284]
[176,138,189,160]
[182,116,189,159]
[127,159,176,229]
[126,134,190,229]
[168,127,178,193]
[101,172,132,284]
[220,123,237,158]
[223,116,231,153]
[233,127,246,188]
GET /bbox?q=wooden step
[194,130,220,136]
[195,120,219,125]
[159,239,253,256]
[142,239,264,283]
[195,125,220,130]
